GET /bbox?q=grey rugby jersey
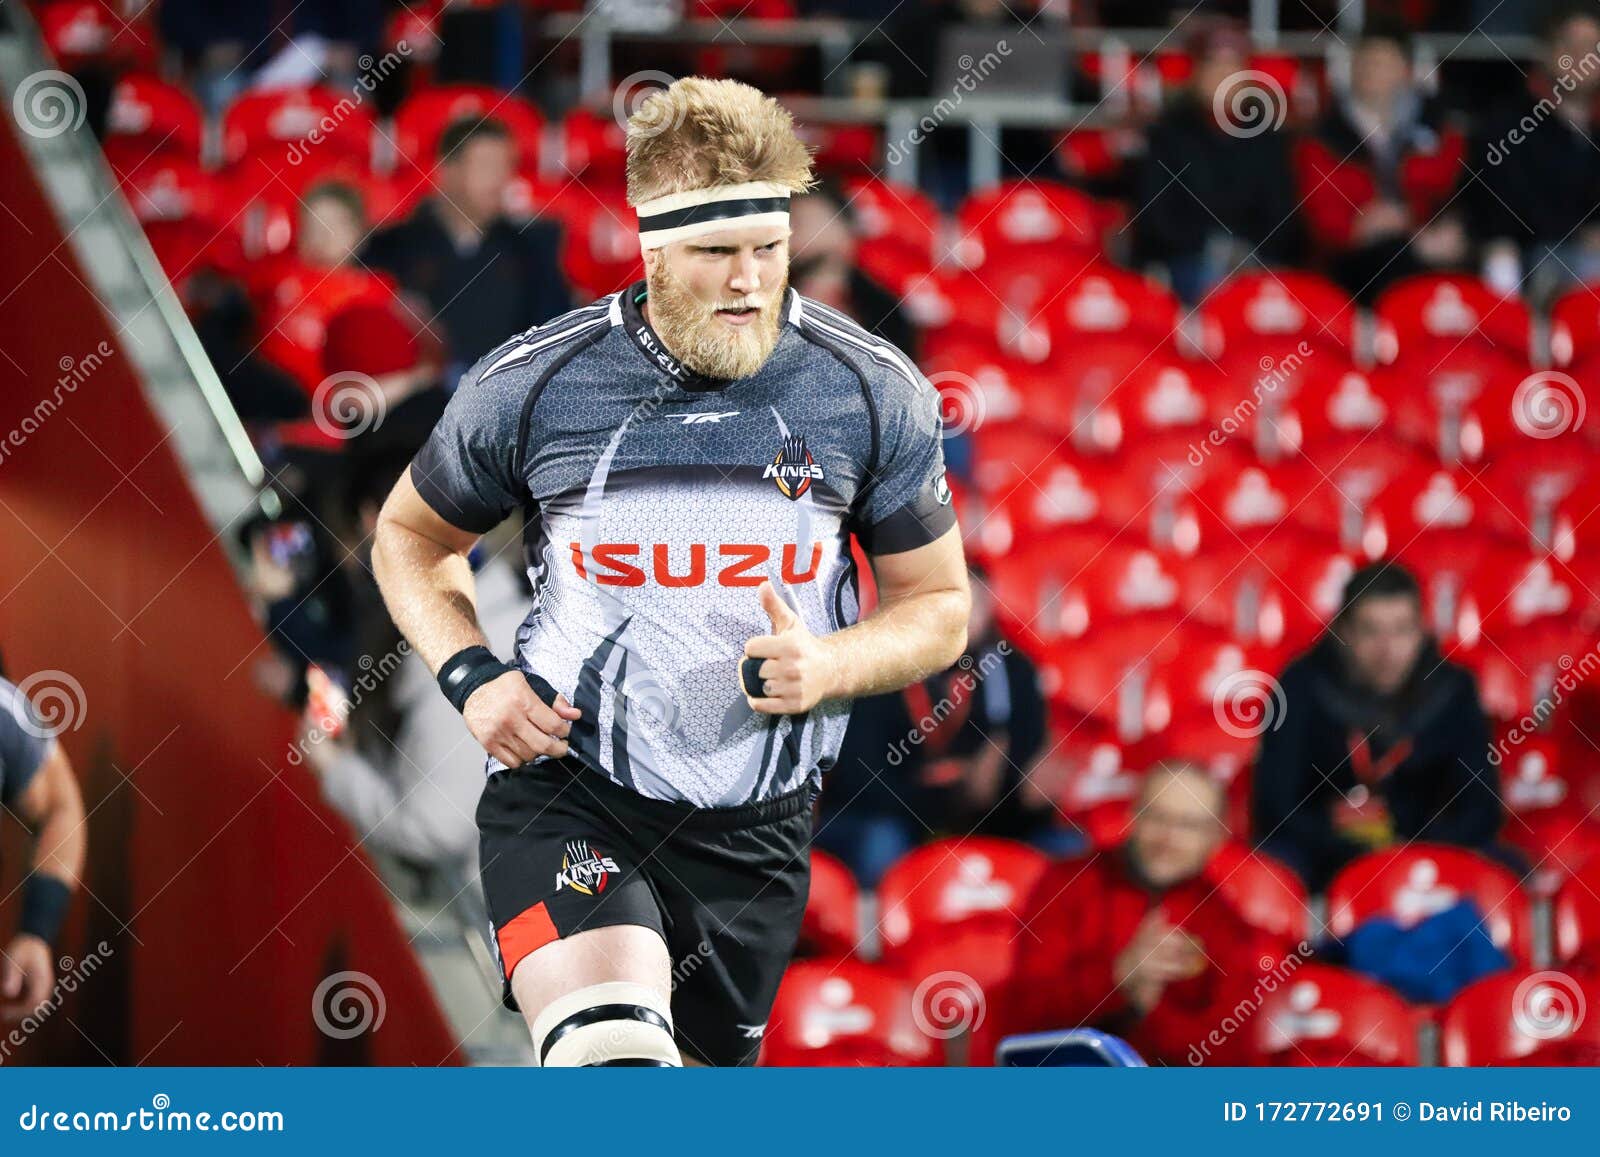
[412,282,955,807]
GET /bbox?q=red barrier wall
[0,117,459,1064]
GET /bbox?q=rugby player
[1,675,87,1025]
[372,77,970,1066]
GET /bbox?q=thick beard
[646,258,786,380]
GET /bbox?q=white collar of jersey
[635,181,792,250]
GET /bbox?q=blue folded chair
[994,1028,1147,1067]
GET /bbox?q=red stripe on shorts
[497,901,559,979]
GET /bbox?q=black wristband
[20,873,71,946]
[437,645,514,713]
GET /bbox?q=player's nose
[729,249,762,294]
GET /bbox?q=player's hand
[463,671,582,768]
[1,934,55,1024]
[742,581,836,715]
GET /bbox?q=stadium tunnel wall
[0,114,459,1065]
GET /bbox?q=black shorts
[476,757,815,1067]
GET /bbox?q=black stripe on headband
[637,196,790,232]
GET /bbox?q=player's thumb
[759,580,799,633]
[0,955,19,1000]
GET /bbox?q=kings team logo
[764,434,824,500]
[555,839,619,895]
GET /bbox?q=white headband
[635,181,792,250]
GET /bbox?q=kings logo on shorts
[763,434,824,500]
[554,839,619,895]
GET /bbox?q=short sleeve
[0,681,51,807]
[409,362,529,534]
[851,371,957,554]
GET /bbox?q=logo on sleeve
[763,434,824,500]
[934,470,952,506]
[555,839,619,895]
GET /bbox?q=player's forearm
[819,586,969,700]
[30,781,84,888]
[371,519,487,674]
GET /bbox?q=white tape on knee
[530,982,680,1067]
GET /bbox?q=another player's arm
[3,742,85,1022]
[371,471,579,768]
[744,527,970,714]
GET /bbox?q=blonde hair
[626,77,815,207]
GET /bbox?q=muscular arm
[824,527,969,698]
[371,469,579,768]
[15,742,86,889]
[745,526,970,714]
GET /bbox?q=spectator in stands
[1132,20,1303,301]
[1295,21,1468,302]
[363,117,570,381]
[298,181,368,272]
[815,567,1078,884]
[997,763,1273,1065]
[300,451,531,874]
[1253,561,1507,892]
[1471,2,1600,305]
[788,181,917,358]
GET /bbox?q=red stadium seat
[1205,842,1311,945]
[558,195,644,300]
[222,86,374,168]
[1039,616,1209,741]
[1476,443,1594,557]
[842,177,941,286]
[104,74,204,165]
[876,838,1048,965]
[1326,845,1532,965]
[1554,861,1600,973]
[1375,348,1527,465]
[393,85,544,174]
[1257,965,1421,1065]
[1191,464,1305,548]
[763,961,937,1066]
[1051,265,1182,350]
[1196,270,1357,356]
[1290,436,1428,555]
[257,264,400,392]
[1439,970,1600,1065]
[1038,735,1147,848]
[39,1,157,70]
[954,180,1100,270]
[798,848,860,960]
[1295,367,1394,449]
[1373,273,1531,365]
[116,158,223,228]
[556,105,629,185]
[1547,283,1600,366]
